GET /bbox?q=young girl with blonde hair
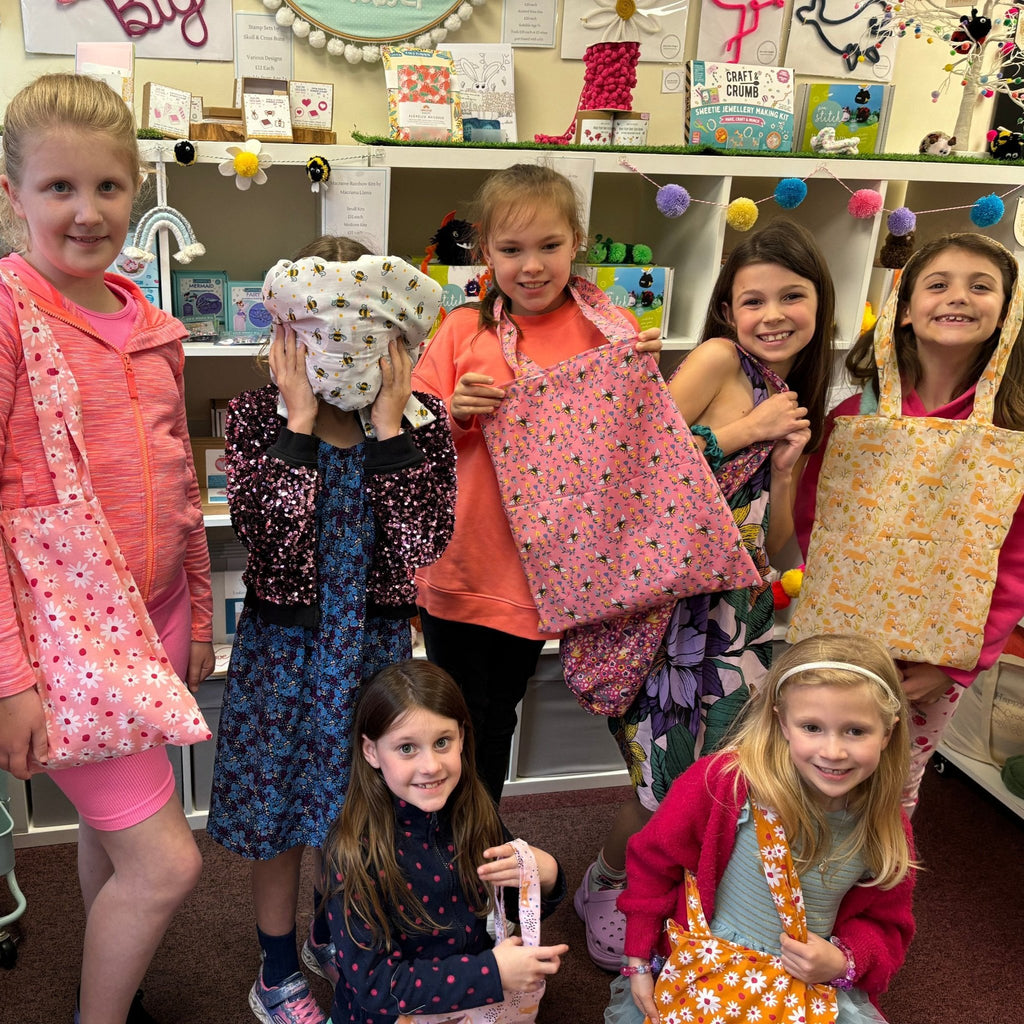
[615,635,916,1024]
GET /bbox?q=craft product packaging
[425,264,493,315]
[172,270,230,334]
[575,110,614,146]
[576,265,673,336]
[382,46,463,142]
[228,281,272,336]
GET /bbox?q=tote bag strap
[750,803,810,943]
[873,245,1024,424]
[0,266,92,501]
[491,839,541,947]
[493,275,638,380]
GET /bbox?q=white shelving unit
[936,743,1024,821]
[11,142,1020,845]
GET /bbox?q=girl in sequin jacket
[206,236,457,1024]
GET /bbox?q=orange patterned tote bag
[652,803,838,1024]
[481,279,760,634]
[395,839,544,1024]
[0,267,211,769]
[789,251,1024,669]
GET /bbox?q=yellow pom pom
[726,198,759,232]
[780,568,804,599]
[861,300,877,334]
[943,63,954,72]
[234,151,260,178]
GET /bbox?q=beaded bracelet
[828,936,856,990]
[691,423,725,471]
[619,963,652,977]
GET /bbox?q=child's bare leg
[252,846,305,936]
[599,795,653,876]
[78,799,202,1024]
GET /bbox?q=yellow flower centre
[234,152,260,178]
[616,0,637,20]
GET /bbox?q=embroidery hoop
[262,0,488,64]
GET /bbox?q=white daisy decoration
[580,0,683,43]
[219,139,273,191]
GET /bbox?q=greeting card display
[142,82,192,140]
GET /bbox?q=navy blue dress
[207,439,411,858]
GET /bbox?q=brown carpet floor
[1,762,1021,1024]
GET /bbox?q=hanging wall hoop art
[262,0,488,65]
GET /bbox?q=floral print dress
[612,345,778,811]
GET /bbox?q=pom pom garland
[656,184,690,217]
[774,178,808,209]
[726,197,759,232]
[887,206,917,236]
[971,193,1005,227]
[848,189,884,219]
[580,41,640,111]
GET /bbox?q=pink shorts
[48,570,192,831]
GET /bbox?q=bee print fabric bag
[395,838,545,1024]
[0,267,211,768]
[654,803,838,1024]
[788,251,1024,669]
[480,277,760,633]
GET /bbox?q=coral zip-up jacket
[0,255,212,699]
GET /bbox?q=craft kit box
[687,60,794,152]
[211,569,246,644]
[229,281,273,336]
[425,265,492,313]
[172,271,230,335]
[576,265,673,335]
[107,243,161,307]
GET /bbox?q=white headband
[774,661,896,703]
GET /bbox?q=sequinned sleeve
[328,893,505,1019]
[364,391,457,610]
[225,385,320,608]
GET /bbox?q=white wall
[0,0,998,155]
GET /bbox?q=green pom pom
[631,243,653,264]
[608,241,627,263]
[587,242,607,263]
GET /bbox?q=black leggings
[418,609,544,801]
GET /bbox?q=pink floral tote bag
[789,249,1024,669]
[0,267,211,769]
[481,278,760,633]
[395,839,544,1024]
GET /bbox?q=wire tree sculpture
[897,1,1023,143]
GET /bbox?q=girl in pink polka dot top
[321,660,568,1022]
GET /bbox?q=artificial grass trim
[349,130,1007,165]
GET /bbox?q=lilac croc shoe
[573,861,626,972]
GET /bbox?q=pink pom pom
[848,189,884,219]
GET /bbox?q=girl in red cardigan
[615,635,916,1024]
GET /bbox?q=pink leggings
[48,570,191,831]
[904,682,963,811]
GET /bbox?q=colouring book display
[794,81,894,153]
[687,60,794,150]
[481,280,760,633]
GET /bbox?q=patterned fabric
[397,839,545,1024]
[261,255,442,431]
[789,268,1024,669]
[481,279,759,632]
[614,345,774,812]
[206,440,410,857]
[0,266,210,768]
[654,803,839,1024]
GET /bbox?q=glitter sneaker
[248,970,326,1024]
[301,925,340,987]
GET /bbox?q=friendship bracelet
[691,423,725,471]
[828,936,856,990]
[619,963,652,977]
